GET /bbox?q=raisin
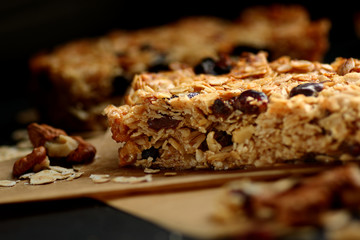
[147,115,180,130]
[214,131,233,147]
[141,147,159,160]
[211,98,232,118]
[194,57,217,75]
[289,83,324,98]
[232,90,268,114]
[187,92,200,99]
[194,57,232,75]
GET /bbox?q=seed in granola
[147,115,180,130]
[141,147,159,160]
[232,90,268,114]
[214,131,233,147]
[211,98,232,118]
[289,82,324,98]
[187,92,200,99]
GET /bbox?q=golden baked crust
[105,52,360,170]
[30,5,330,131]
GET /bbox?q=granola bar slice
[105,52,360,170]
[30,5,330,131]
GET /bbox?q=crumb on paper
[112,175,152,184]
[164,172,177,176]
[144,168,161,174]
[0,180,18,187]
[89,174,111,183]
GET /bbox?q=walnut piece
[66,136,96,163]
[45,135,79,157]
[12,146,48,177]
[27,123,67,147]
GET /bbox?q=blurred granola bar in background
[29,4,330,132]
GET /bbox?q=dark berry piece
[289,82,324,98]
[141,147,159,160]
[194,57,232,75]
[194,57,217,75]
[232,90,268,114]
[170,95,179,99]
[214,131,233,147]
[147,115,180,130]
[187,92,200,99]
[211,98,232,118]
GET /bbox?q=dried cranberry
[211,99,232,118]
[194,57,232,75]
[232,90,268,114]
[141,147,159,160]
[289,83,324,98]
[147,115,180,130]
[214,131,233,147]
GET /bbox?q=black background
[0,1,360,239]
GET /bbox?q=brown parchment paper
[0,130,334,205]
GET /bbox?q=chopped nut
[27,123,67,147]
[12,146,47,177]
[0,180,17,187]
[32,156,50,172]
[45,135,79,157]
[338,58,356,76]
[66,136,96,163]
[111,175,152,183]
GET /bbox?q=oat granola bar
[30,5,330,131]
[105,52,360,170]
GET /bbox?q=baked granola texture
[29,4,330,131]
[105,52,360,170]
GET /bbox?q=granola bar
[105,52,360,170]
[30,5,330,131]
